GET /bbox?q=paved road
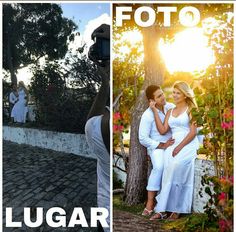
[3,141,98,232]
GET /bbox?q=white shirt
[139,102,175,155]
[9,92,18,105]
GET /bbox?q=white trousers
[146,149,164,191]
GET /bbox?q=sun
[158,28,215,74]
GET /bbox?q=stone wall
[193,159,215,212]
[3,126,95,159]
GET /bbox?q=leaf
[207,109,218,119]
[205,186,212,196]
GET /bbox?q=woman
[150,81,199,220]
[11,81,29,123]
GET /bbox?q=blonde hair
[18,81,28,94]
[173,81,197,112]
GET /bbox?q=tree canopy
[3,3,77,84]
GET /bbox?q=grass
[113,194,219,232]
[113,194,144,214]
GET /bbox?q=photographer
[85,24,110,232]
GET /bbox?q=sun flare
[116,29,143,57]
[159,28,215,74]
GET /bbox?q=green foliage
[64,52,102,87]
[190,12,233,232]
[113,27,144,113]
[191,12,233,178]
[2,79,12,122]
[113,194,144,214]
[30,57,99,133]
[200,175,233,232]
[113,27,145,177]
[163,213,219,232]
[3,3,77,83]
[113,26,144,149]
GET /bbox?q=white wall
[3,126,95,159]
[193,159,215,212]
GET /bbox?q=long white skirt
[154,132,199,213]
[11,101,28,123]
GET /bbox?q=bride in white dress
[11,81,29,123]
[150,81,199,220]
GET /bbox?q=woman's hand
[172,145,182,157]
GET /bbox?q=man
[85,24,110,232]
[139,85,175,216]
[9,84,19,123]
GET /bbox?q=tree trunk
[7,37,17,85]
[142,26,165,86]
[124,92,149,205]
[124,25,165,205]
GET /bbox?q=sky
[17,3,110,85]
[60,3,110,34]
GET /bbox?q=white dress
[154,108,199,213]
[11,89,28,123]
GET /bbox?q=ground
[3,141,98,232]
[113,210,176,232]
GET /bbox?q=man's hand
[157,138,175,149]
[164,138,175,149]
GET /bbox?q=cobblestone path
[113,210,177,232]
[3,141,98,232]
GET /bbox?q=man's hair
[145,85,161,100]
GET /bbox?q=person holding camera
[85,24,110,232]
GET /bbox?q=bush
[30,61,98,133]
[2,79,12,122]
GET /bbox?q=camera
[88,24,110,66]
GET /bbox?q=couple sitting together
[139,81,200,220]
